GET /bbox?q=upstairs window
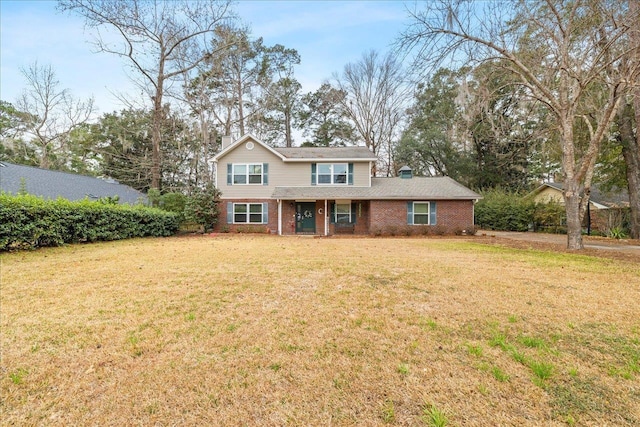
[318,163,347,184]
[227,163,269,185]
[312,163,353,185]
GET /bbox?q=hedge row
[0,194,179,250]
[475,189,566,232]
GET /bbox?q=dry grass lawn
[1,235,639,426]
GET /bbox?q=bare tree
[15,62,95,169]
[58,0,234,190]
[400,0,640,249]
[333,50,409,176]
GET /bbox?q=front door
[295,202,316,233]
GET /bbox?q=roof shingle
[271,176,481,200]
[0,162,147,204]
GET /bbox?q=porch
[277,199,370,236]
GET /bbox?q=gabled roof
[0,161,147,205]
[212,134,377,162]
[528,182,629,208]
[213,134,286,162]
[271,176,482,200]
[274,146,377,161]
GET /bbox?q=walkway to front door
[295,202,316,233]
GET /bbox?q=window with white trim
[412,202,431,224]
[318,163,347,185]
[233,203,264,223]
[335,202,351,224]
[233,163,263,185]
[408,201,437,225]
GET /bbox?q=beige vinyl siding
[216,143,280,199]
[217,141,372,199]
[533,187,564,205]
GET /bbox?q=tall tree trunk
[560,117,585,249]
[622,0,640,239]
[237,79,245,136]
[564,181,584,250]
[621,96,640,239]
[151,86,163,190]
[40,144,50,169]
[285,109,292,147]
[151,57,165,190]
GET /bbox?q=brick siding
[216,199,278,234]
[370,200,475,234]
[216,198,475,235]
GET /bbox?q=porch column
[324,199,328,236]
[277,199,282,235]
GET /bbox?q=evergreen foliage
[475,189,535,231]
[475,189,569,233]
[0,193,178,251]
[183,184,221,233]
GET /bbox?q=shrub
[183,184,221,233]
[475,189,535,231]
[0,193,179,251]
[158,192,187,222]
[532,201,566,233]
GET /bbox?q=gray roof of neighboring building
[274,146,377,160]
[0,161,147,205]
[533,182,629,208]
[271,176,482,200]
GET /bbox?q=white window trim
[232,163,263,185]
[233,203,264,224]
[318,163,348,185]
[334,202,351,223]
[412,201,431,225]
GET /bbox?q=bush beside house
[0,194,179,251]
[475,189,567,232]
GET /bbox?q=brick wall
[216,199,278,234]
[216,199,475,235]
[370,200,475,234]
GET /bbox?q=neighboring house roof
[272,177,482,200]
[529,182,629,209]
[0,161,147,205]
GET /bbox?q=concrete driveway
[478,230,640,256]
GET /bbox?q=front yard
[1,235,639,425]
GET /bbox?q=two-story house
[212,134,481,235]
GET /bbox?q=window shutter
[262,163,269,185]
[227,164,232,185]
[350,202,356,224]
[348,163,354,185]
[330,202,335,224]
[227,202,233,224]
[430,201,437,225]
[407,202,413,225]
[262,202,269,224]
[311,163,317,185]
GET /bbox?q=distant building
[528,182,629,234]
[0,161,147,205]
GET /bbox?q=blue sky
[1,0,414,117]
